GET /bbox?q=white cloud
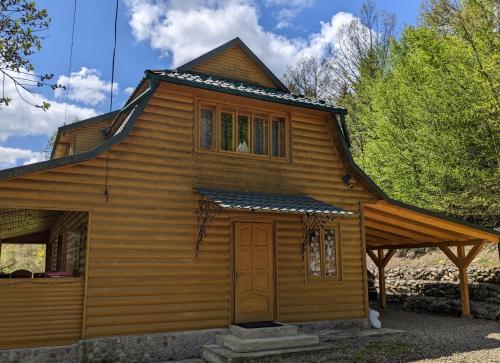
[124,86,135,96]
[55,67,118,106]
[0,146,45,169]
[125,0,356,76]
[264,0,314,29]
[0,70,97,142]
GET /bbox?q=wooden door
[234,222,274,323]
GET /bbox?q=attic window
[197,100,289,161]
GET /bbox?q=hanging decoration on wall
[195,195,224,256]
[301,212,336,256]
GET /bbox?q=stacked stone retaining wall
[378,266,500,320]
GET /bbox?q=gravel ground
[257,308,500,363]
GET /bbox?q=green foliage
[0,243,46,274]
[0,0,58,110]
[355,0,499,228]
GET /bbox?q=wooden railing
[0,278,84,349]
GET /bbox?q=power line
[64,0,78,124]
[109,0,119,114]
[104,0,119,202]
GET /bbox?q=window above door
[196,100,290,161]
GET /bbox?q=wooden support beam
[378,249,387,308]
[368,239,484,250]
[381,249,396,268]
[439,241,486,318]
[463,241,485,268]
[367,249,379,266]
[457,245,471,318]
[439,245,460,267]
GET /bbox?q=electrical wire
[104,0,119,202]
[63,0,78,124]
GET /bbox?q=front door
[234,222,274,323]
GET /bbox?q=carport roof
[364,199,500,250]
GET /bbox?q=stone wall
[378,266,500,321]
[0,328,227,363]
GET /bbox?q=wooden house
[0,38,498,361]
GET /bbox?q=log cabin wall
[191,45,277,88]
[0,278,84,349]
[0,82,374,343]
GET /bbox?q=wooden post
[440,242,485,318]
[457,245,471,318]
[367,248,396,308]
[378,249,386,307]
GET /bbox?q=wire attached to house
[104,0,119,202]
[63,0,78,124]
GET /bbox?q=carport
[362,199,500,317]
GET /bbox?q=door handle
[234,271,239,282]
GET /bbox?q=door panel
[234,222,274,323]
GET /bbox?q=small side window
[200,107,215,150]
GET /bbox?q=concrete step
[202,343,332,363]
[215,333,319,353]
[229,323,298,339]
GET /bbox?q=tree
[282,55,334,100]
[0,0,59,110]
[283,1,396,156]
[43,129,57,160]
[359,0,499,228]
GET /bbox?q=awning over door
[196,187,354,215]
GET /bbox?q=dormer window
[197,100,289,161]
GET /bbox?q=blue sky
[0,0,421,168]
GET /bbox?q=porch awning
[195,187,354,215]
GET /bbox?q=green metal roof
[196,187,354,215]
[147,70,347,114]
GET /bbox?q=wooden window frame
[271,116,287,159]
[236,112,251,154]
[220,108,236,152]
[198,103,217,151]
[195,98,290,162]
[305,221,342,283]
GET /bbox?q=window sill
[304,278,343,284]
[195,148,291,163]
